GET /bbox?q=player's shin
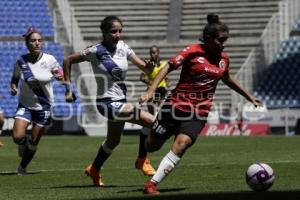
[19,143,37,172]
[92,141,112,171]
[151,150,180,184]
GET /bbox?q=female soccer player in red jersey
[139,13,262,194]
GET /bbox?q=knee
[12,134,26,144]
[172,139,193,155]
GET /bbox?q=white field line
[0,160,298,174]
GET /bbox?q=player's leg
[0,112,4,132]
[144,103,173,153]
[18,123,45,175]
[117,103,156,176]
[144,134,192,195]
[137,103,155,159]
[12,106,33,157]
[17,108,50,175]
[0,112,4,147]
[85,120,125,187]
[144,118,206,194]
[12,118,30,158]
[126,105,157,176]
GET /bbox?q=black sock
[18,135,28,145]
[20,146,36,168]
[0,121,3,131]
[92,145,111,172]
[138,133,147,159]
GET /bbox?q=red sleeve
[220,53,230,76]
[168,45,195,69]
[224,56,230,75]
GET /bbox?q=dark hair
[150,45,159,51]
[202,13,229,42]
[23,27,41,44]
[100,16,123,34]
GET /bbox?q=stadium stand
[68,0,170,42]
[66,0,281,111]
[253,36,300,109]
[0,0,54,37]
[53,0,300,134]
[0,0,81,119]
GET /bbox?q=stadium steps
[68,0,170,41]
[68,0,279,111]
[181,0,280,40]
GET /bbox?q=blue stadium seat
[0,42,82,117]
[254,31,300,109]
[0,0,54,37]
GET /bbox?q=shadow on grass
[71,190,300,200]
[51,184,141,189]
[116,187,186,194]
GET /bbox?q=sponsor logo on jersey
[219,59,226,70]
[111,102,123,109]
[197,57,205,64]
[40,61,47,69]
[116,49,125,57]
[204,66,220,74]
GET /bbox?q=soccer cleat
[17,165,27,176]
[135,157,156,176]
[85,164,104,187]
[143,180,160,195]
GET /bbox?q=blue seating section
[293,18,300,32]
[0,42,82,117]
[0,0,83,118]
[0,0,54,36]
[254,37,300,108]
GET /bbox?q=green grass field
[0,135,300,200]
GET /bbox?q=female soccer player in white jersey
[63,16,156,187]
[10,27,63,175]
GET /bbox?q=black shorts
[153,87,168,102]
[151,104,206,142]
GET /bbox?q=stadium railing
[55,0,107,136]
[232,0,300,108]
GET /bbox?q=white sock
[151,150,181,184]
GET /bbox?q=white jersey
[81,40,134,101]
[13,53,60,110]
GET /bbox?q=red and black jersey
[167,43,230,116]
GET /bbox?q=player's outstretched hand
[250,96,263,107]
[65,91,75,102]
[139,91,153,105]
[11,87,18,96]
[144,59,155,69]
[52,68,64,81]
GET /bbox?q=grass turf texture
[0,135,300,200]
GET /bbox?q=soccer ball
[245,162,275,191]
